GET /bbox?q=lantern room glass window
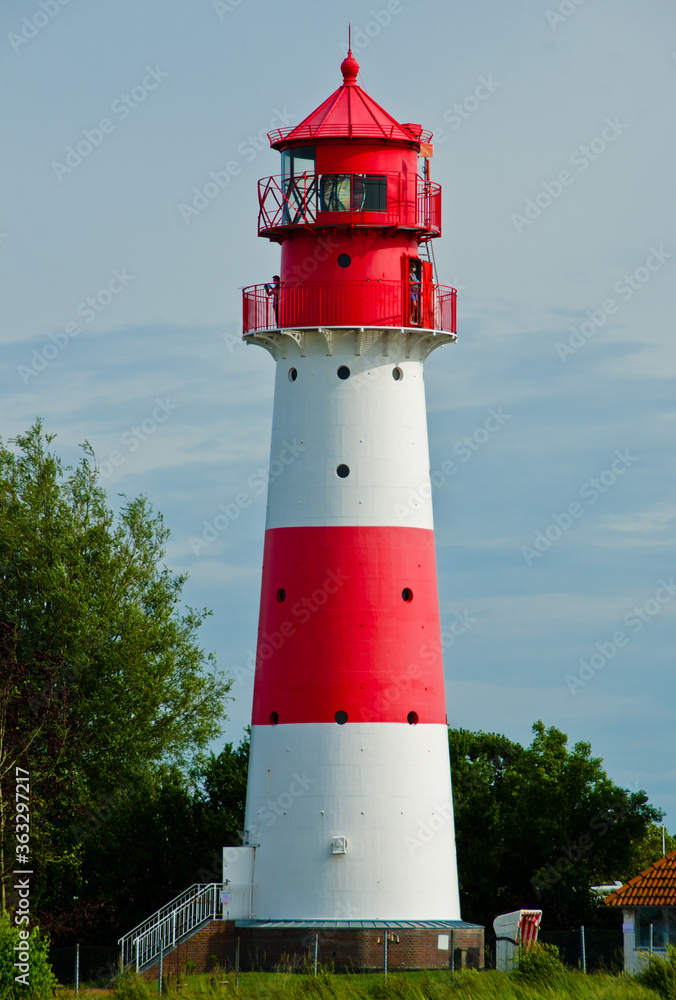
[281,146,317,224]
[281,146,316,180]
[360,175,387,210]
[319,174,386,213]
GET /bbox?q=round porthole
[336,464,350,478]
[270,712,279,725]
[407,711,419,725]
[288,368,297,381]
[392,367,403,381]
[337,254,351,268]
[337,365,350,380]
[402,588,413,602]
[276,588,286,603]
[334,710,348,725]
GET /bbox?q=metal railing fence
[257,172,441,236]
[54,925,630,982]
[118,883,222,972]
[242,280,456,334]
[267,124,434,144]
[49,944,120,988]
[483,928,624,974]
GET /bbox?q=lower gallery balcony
[242,280,457,335]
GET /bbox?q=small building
[605,848,676,974]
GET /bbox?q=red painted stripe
[519,914,541,947]
[251,526,447,725]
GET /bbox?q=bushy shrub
[636,945,676,999]
[512,942,566,984]
[112,970,151,1000]
[0,911,57,1000]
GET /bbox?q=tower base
[136,919,484,979]
[236,920,484,971]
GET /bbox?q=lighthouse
[232,50,483,968]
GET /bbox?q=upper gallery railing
[267,124,433,144]
[258,173,441,238]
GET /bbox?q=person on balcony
[265,275,281,326]
[409,258,422,326]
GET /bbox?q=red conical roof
[268,52,431,148]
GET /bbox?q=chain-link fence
[541,928,624,973]
[483,927,624,973]
[50,929,625,984]
[49,945,120,988]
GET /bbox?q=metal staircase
[118,883,222,972]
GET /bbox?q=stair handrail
[118,883,222,972]
[119,883,217,942]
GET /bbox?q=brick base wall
[238,926,484,972]
[140,921,484,977]
[139,922,237,981]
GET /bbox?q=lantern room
[243,51,456,336]
[260,51,439,243]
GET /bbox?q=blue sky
[2,0,675,834]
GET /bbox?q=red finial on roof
[341,48,359,85]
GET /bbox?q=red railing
[257,173,441,237]
[268,125,433,144]
[242,280,457,334]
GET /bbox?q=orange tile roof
[606,849,676,908]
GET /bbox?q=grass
[58,966,663,1000]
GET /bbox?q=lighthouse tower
[235,52,479,962]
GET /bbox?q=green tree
[0,627,77,915]
[625,824,676,880]
[449,721,663,928]
[0,911,56,1000]
[194,731,250,850]
[0,423,231,936]
[73,764,205,941]
[65,733,250,943]
[446,727,521,923]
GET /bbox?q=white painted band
[263,332,438,530]
[245,722,461,920]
